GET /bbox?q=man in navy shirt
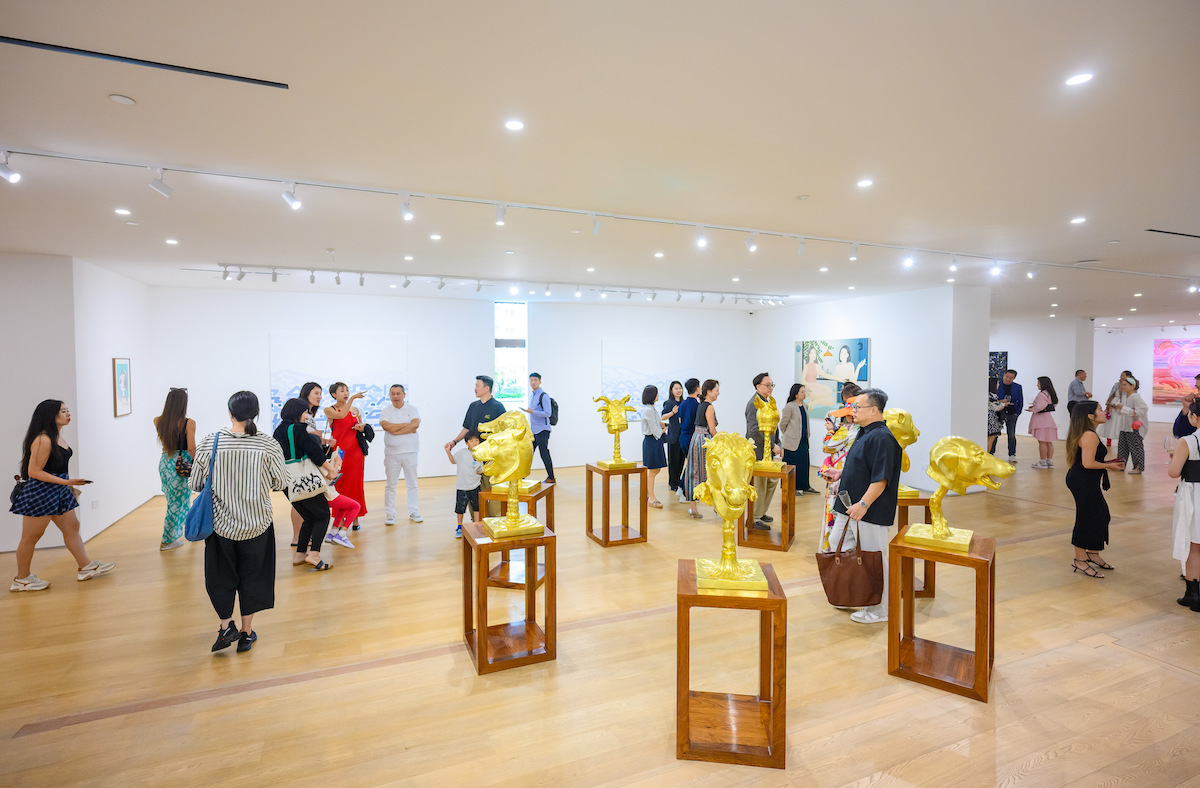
[825,388,903,624]
[675,378,700,503]
[994,370,1023,461]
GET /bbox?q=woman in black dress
[1064,401,1125,578]
[662,381,684,496]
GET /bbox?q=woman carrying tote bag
[274,397,337,571]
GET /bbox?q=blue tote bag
[184,432,220,541]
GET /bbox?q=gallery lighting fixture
[402,277,411,288]
[437,278,446,290]
[591,214,601,235]
[947,278,955,283]
[654,252,664,258]
[271,268,278,283]
[675,291,681,302]
[1070,217,1086,224]
[0,152,20,183]
[1049,286,1057,290]
[991,264,1001,276]
[745,235,758,253]
[849,244,858,261]
[544,285,552,296]
[114,208,130,215]
[857,178,873,188]
[476,281,483,292]
[1190,285,1198,293]
[400,199,414,221]
[600,292,607,299]
[649,291,657,301]
[282,182,302,210]
[495,204,507,226]
[1026,271,1035,279]
[335,272,342,285]
[797,237,806,256]
[731,277,740,282]
[505,119,525,131]
[509,285,519,295]
[574,288,581,298]
[165,239,178,245]
[626,289,633,300]
[390,284,397,289]
[819,267,828,272]
[236,268,246,281]
[586,267,595,272]
[949,254,958,271]
[148,167,172,198]
[903,251,914,268]
[700,293,705,303]
[695,226,708,248]
[359,272,365,287]
[1134,293,1143,297]
[430,234,442,240]
[720,295,725,303]
[221,267,231,281]
[1065,73,1093,85]
[309,271,316,284]
[404,255,414,261]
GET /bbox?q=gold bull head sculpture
[907,436,1015,551]
[752,395,783,469]
[883,408,919,473]
[473,411,542,538]
[593,394,637,468]
[694,432,767,590]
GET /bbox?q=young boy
[445,430,483,538]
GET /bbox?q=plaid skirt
[681,428,710,500]
[10,473,79,517]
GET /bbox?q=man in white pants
[821,388,902,624]
[379,384,421,524]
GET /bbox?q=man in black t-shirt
[824,387,902,625]
[445,375,507,517]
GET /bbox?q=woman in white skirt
[1168,398,1200,612]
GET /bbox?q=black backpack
[541,390,560,426]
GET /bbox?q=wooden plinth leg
[476,548,489,672]
[545,536,556,659]
[676,600,691,758]
[759,609,772,701]
[462,537,473,639]
[547,485,555,531]
[902,555,915,641]
[770,603,786,755]
[602,473,611,543]
[621,473,630,527]
[639,469,648,535]
[585,469,594,537]
[525,545,537,624]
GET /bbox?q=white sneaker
[384,517,395,526]
[1008,455,1018,463]
[850,609,887,624]
[1045,460,1054,468]
[1032,460,1046,469]
[77,560,115,581]
[159,538,186,551]
[409,514,423,523]
[10,574,49,592]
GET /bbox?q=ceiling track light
[700,293,705,303]
[600,291,607,299]
[591,214,601,235]
[148,167,172,198]
[400,197,414,221]
[271,268,278,283]
[650,291,657,301]
[495,204,507,226]
[574,288,581,298]
[236,267,246,281]
[437,278,446,290]
[402,276,411,288]
[695,226,708,248]
[675,291,682,302]
[0,151,20,183]
[990,263,1001,276]
[745,234,758,253]
[335,271,342,285]
[902,250,914,268]
[309,270,316,284]
[359,272,365,287]
[544,284,552,296]
[849,243,858,261]
[476,280,483,292]
[719,294,726,304]
[797,237,806,256]
[282,182,302,210]
[627,289,633,300]
[221,266,231,281]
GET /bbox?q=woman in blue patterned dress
[154,387,196,550]
[10,400,115,592]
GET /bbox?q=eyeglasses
[850,403,876,411]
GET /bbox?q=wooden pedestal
[585,463,648,546]
[888,525,995,702]
[676,560,787,769]
[897,496,936,598]
[478,482,555,590]
[462,523,556,674]
[736,465,796,552]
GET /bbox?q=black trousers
[291,494,330,553]
[204,526,276,619]
[534,429,555,481]
[667,440,685,491]
[783,440,812,491]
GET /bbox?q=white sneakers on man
[76,560,115,581]
[10,574,50,592]
[850,608,887,624]
[409,514,424,523]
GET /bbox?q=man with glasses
[379,383,422,524]
[823,388,902,624]
[745,372,783,529]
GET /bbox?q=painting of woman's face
[839,346,851,363]
[807,346,818,363]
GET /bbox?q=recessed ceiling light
[570,229,581,234]
[430,234,441,240]
[1130,308,1137,312]
[404,255,414,261]
[505,119,524,131]
[990,265,1001,276]
[1065,73,1093,86]
[1049,286,1058,290]
[509,286,519,295]
[1049,314,1056,317]
[1170,320,1176,323]
[857,178,873,188]
[165,239,178,245]
[654,252,664,258]
[528,290,536,295]
[947,278,955,283]
[731,277,740,282]
[1070,217,1086,224]
[505,250,515,255]
[600,292,607,299]
[1108,240,1120,244]
[819,267,828,272]
[586,267,595,272]
[124,221,139,226]
[1101,324,1107,327]
[848,285,855,290]
[1118,317,1123,320]
[1026,272,1034,279]
[108,94,136,105]
[1134,293,1143,297]
[114,208,130,216]
[1051,303,1058,307]
[389,284,397,289]
[949,264,958,272]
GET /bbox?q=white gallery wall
[990,317,1096,435]
[1092,324,1197,423]
[753,284,991,492]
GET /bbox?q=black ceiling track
[1147,229,1200,240]
[0,35,288,89]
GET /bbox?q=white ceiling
[2,1,1199,326]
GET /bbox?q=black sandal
[1072,558,1104,578]
[309,560,332,572]
[1086,551,1114,571]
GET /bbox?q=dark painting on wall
[989,352,1008,384]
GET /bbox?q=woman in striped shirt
[189,391,287,653]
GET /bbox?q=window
[494,301,527,404]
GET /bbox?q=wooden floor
[3,428,1199,787]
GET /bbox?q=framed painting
[1153,339,1200,404]
[113,358,132,417]
[795,338,870,421]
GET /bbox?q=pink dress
[1027,390,1058,442]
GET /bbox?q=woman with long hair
[191,391,287,652]
[1168,398,1200,611]
[1027,375,1060,469]
[153,387,196,549]
[663,380,684,497]
[778,383,818,495]
[275,398,337,569]
[290,382,324,546]
[325,382,368,528]
[1064,401,1124,578]
[10,400,115,591]
[640,384,668,508]
[682,379,720,519]
[1110,375,1149,474]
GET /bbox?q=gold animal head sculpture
[884,408,920,473]
[593,394,635,434]
[694,432,758,524]
[925,436,1015,535]
[473,411,534,486]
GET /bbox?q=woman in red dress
[325,382,368,529]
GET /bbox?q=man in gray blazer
[745,372,782,530]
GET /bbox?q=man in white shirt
[379,384,422,524]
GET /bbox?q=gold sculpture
[593,394,638,469]
[694,432,767,591]
[884,408,921,499]
[752,395,784,470]
[473,411,543,539]
[905,436,1015,551]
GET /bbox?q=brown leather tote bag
[815,518,884,607]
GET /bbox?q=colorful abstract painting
[1152,339,1200,404]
